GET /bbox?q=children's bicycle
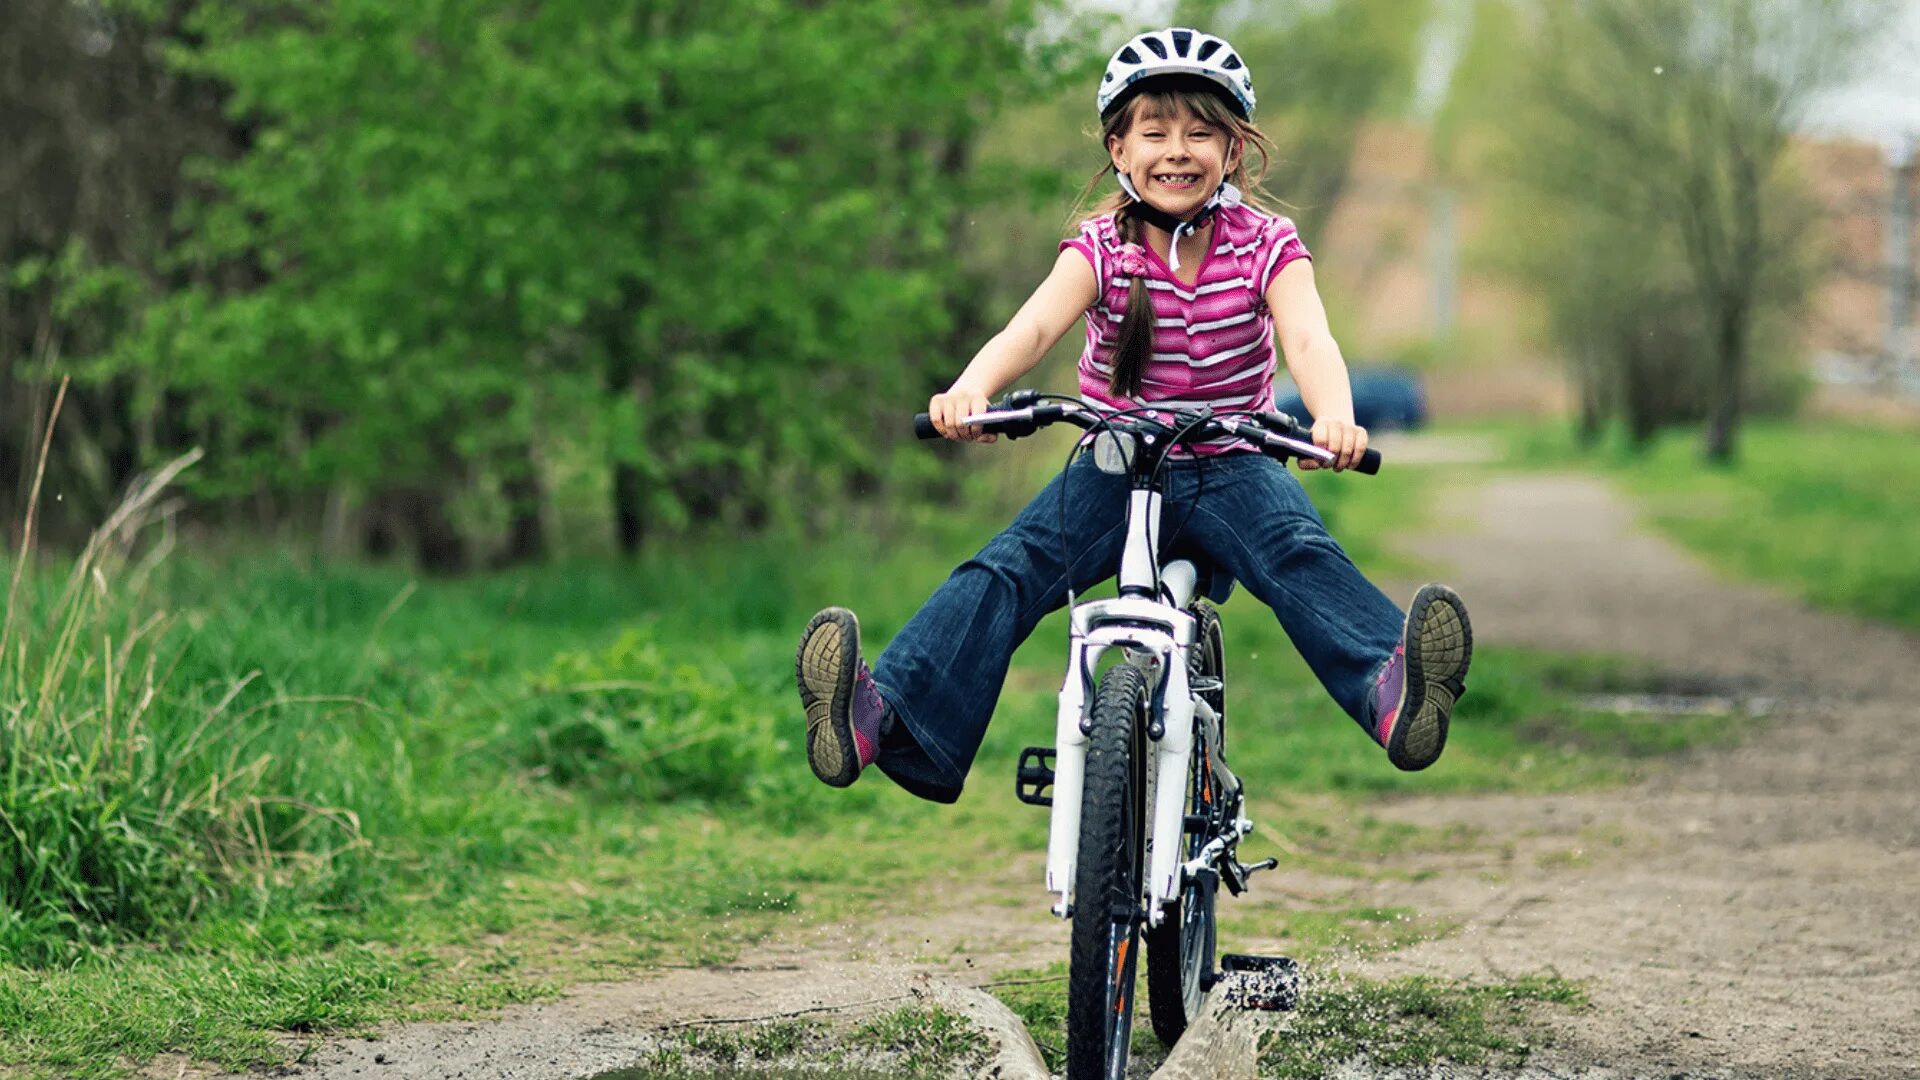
[915,391,1380,1080]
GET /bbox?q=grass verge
[594,1003,984,1080]
[1258,973,1586,1078]
[986,964,1585,1078]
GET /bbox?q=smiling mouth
[1153,173,1202,186]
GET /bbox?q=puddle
[1578,692,1775,717]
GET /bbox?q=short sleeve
[1254,217,1311,298]
[1059,219,1106,289]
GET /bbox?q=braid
[1108,210,1155,399]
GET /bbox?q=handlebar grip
[1356,447,1382,475]
[913,413,939,440]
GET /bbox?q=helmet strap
[1117,175,1244,272]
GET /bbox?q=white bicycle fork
[1043,486,1206,928]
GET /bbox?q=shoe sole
[796,607,862,787]
[1387,584,1473,772]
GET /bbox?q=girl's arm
[930,250,1098,443]
[1265,258,1368,471]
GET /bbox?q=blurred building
[1309,120,1919,421]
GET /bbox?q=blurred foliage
[7,0,1096,566]
[3,2,1434,569]
[1182,0,1430,237]
[1451,0,1890,456]
[517,627,804,805]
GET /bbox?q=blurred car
[1273,365,1427,431]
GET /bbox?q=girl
[795,28,1472,803]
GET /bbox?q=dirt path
[270,470,1920,1080]
[1353,473,1920,1080]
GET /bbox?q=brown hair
[1069,85,1283,398]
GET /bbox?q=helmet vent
[1170,29,1192,56]
[1118,46,1141,64]
[1221,52,1244,71]
[1195,39,1221,61]
[1141,36,1168,59]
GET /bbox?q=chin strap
[1117,176,1243,272]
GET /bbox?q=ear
[1107,132,1126,173]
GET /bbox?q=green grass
[596,1004,984,1080]
[0,442,1737,1076]
[981,965,1069,1071]
[1498,418,1920,631]
[1258,973,1586,1078]
[986,964,1585,1078]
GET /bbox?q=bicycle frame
[931,395,1365,932]
[919,393,1361,1072]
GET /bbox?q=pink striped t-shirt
[1060,204,1310,453]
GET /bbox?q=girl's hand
[1301,417,1367,471]
[929,388,996,443]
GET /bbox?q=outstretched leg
[796,458,1129,801]
[1173,454,1471,769]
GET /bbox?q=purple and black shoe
[1369,584,1473,772]
[795,607,888,787]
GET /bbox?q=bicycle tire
[1066,663,1150,1080]
[1145,600,1224,1045]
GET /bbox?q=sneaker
[795,607,888,787]
[1370,584,1473,771]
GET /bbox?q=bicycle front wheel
[1066,663,1150,1080]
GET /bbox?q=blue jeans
[870,452,1405,803]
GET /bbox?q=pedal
[1016,746,1055,806]
[1216,953,1299,1011]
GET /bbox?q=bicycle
[914,390,1381,1079]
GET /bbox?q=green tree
[1,0,235,536]
[96,0,1070,566]
[1468,0,1890,459]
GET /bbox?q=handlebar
[913,392,1382,476]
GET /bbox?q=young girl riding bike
[796,27,1473,804]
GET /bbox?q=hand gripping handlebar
[913,392,1382,475]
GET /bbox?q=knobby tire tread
[1066,664,1148,1080]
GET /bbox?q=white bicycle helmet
[1097,27,1256,121]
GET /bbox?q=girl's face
[1107,98,1239,220]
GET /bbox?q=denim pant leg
[1175,454,1404,729]
[872,458,1129,803]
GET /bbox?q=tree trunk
[1702,302,1747,464]
[404,486,467,574]
[1574,344,1605,447]
[613,462,645,555]
[0,302,18,528]
[1622,333,1658,449]
[496,444,546,566]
